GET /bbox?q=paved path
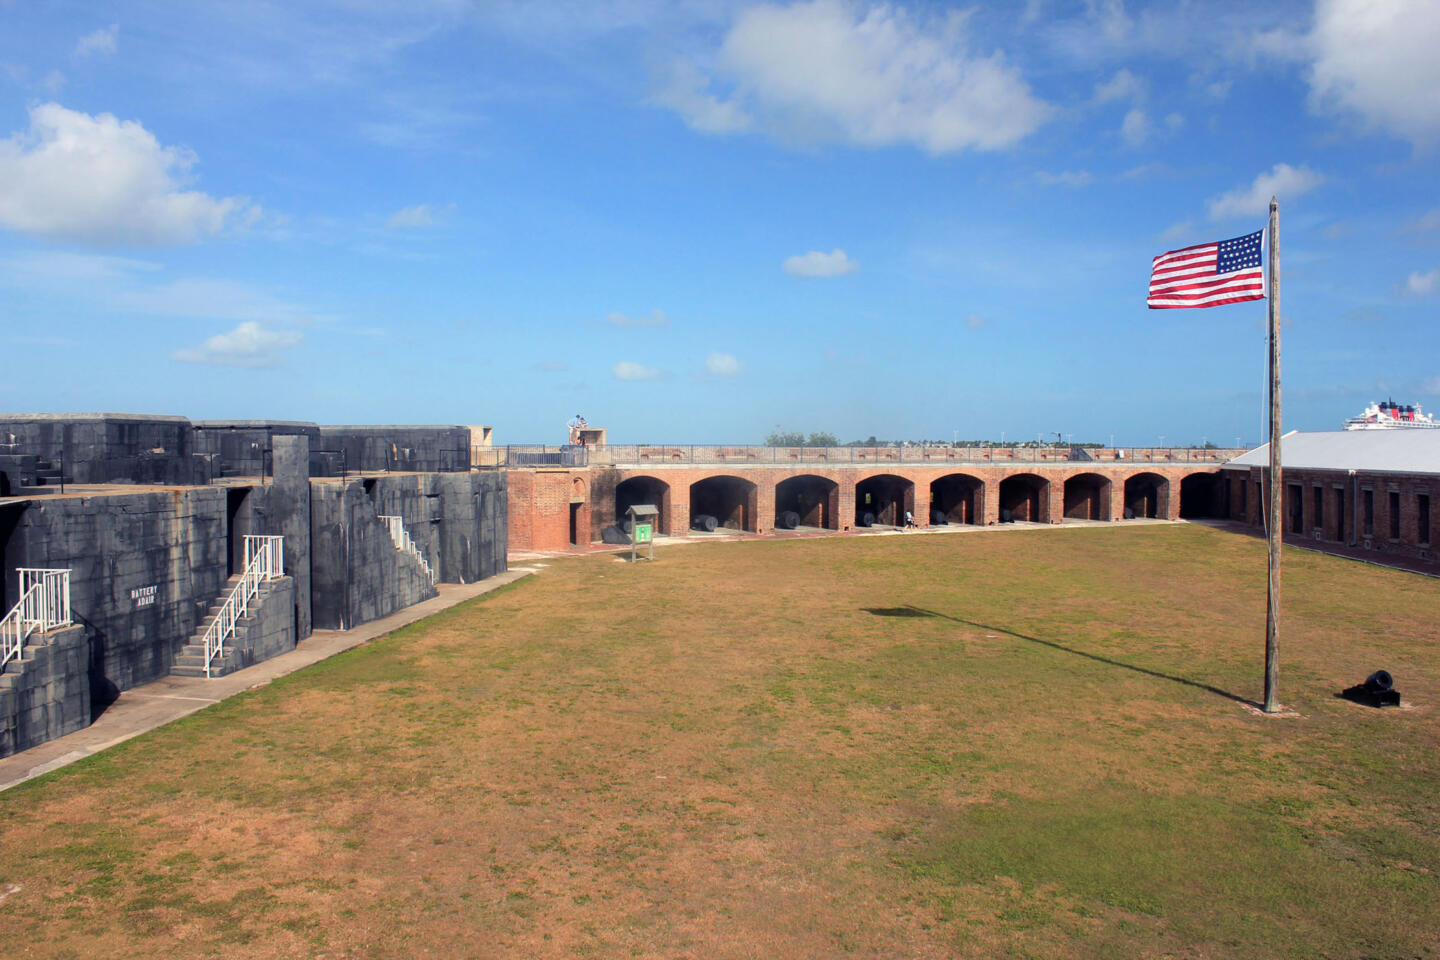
[0,569,534,793]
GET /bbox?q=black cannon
[691,514,718,532]
[1341,670,1401,708]
[776,510,800,530]
[856,510,876,528]
[930,509,948,525]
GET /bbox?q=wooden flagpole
[1264,196,1282,713]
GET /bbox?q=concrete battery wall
[0,624,89,757]
[317,425,471,474]
[0,413,208,486]
[192,421,322,479]
[308,470,506,630]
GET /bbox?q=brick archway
[775,474,839,530]
[855,474,914,527]
[930,473,984,525]
[1124,472,1169,519]
[1063,473,1111,521]
[999,473,1049,523]
[690,475,758,532]
[616,476,671,535]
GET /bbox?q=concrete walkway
[0,569,535,793]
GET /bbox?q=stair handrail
[203,536,283,678]
[2,568,72,669]
[378,515,436,583]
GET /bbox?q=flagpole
[1264,196,1282,713]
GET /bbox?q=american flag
[1148,228,1265,309]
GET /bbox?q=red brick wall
[507,463,1225,547]
[1226,465,1436,566]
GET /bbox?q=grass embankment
[2,525,1437,959]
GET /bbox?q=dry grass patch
[2,525,1438,959]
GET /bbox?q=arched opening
[998,474,1048,523]
[1124,473,1169,519]
[855,474,914,527]
[1063,473,1110,521]
[930,474,983,525]
[616,476,671,536]
[1179,473,1224,519]
[569,476,589,546]
[775,475,839,530]
[690,475,758,533]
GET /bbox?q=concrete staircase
[171,575,274,678]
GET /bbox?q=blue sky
[0,0,1436,446]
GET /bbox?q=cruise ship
[1343,400,1439,430]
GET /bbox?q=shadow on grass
[866,605,1258,708]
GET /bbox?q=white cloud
[1208,163,1325,221]
[1120,107,1150,146]
[783,248,858,278]
[386,203,450,228]
[652,59,752,134]
[965,313,986,330]
[705,352,743,376]
[74,24,118,58]
[1407,269,1439,296]
[0,103,254,246]
[605,309,670,327]
[171,321,302,368]
[657,0,1052,153]
[1093,68,1144,104]
[1307,0,1440,144]
[1034,170,1092,187]
[1204,79,1232,100]
[1415,208,1440,232]
[1159,221,1196,242]
[1164,112,1185,132]
[613,360,665,381]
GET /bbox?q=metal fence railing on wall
[472,444,1244,469]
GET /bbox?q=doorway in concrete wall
[569,502,581,546]
[225,487,253,576]
[0,501,24,615]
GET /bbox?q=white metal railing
[1,568,72,670]
[378,515,436,583]
[202,535,283,678]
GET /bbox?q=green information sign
[634,523,653,543]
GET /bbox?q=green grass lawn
[2,524,1438,959]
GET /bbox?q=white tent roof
[1225,430,1440,475]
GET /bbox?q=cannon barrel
[777,510,800,529]
[856,510,875,528]
[1365,670,1394,693]
[691,514,718,532]
[930,509,948,525]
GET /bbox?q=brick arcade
[502,445,1242,551]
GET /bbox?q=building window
[1363,489,1374,537]
[1420,494,1431,546]
[1312,485,1324,534]
[1288,483,1304,534]
[1389,490,1401,540]
[1335,487,1346,541]
[1238,478,1247,517]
